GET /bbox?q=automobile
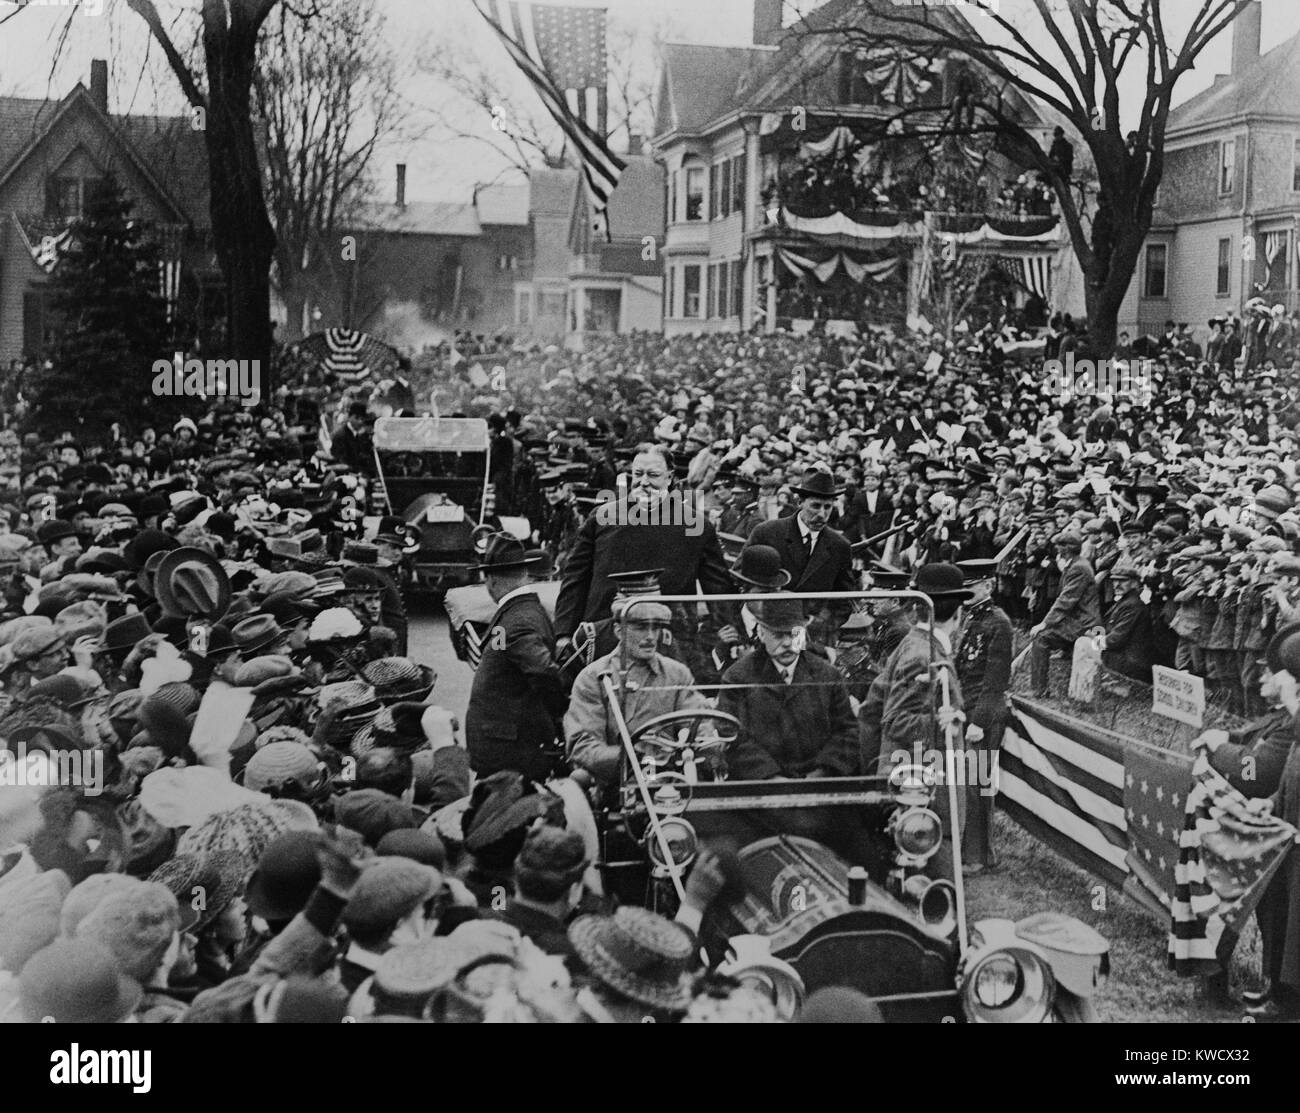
[581,590,1110,1023]
[372,416,529,595]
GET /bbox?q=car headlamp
[891,805,943,864]
[646,816,698,875]
[961,920,1057,1023]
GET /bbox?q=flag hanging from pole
[475,0,625,233]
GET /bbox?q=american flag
[1002,699,1298,974]
[1167,752,1296,975]
[475,1,625,225]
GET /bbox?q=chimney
[753,0,783,46]
[89,59,108,113]
[627,133,643,156]
[1231,0,1261,75]
[396,163,406,208]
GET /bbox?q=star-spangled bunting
[1168,752,1297,974]
[1002,698,1295,957]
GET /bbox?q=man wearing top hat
[954,559,1012,871]
[746,467,857,645]
[466,534,568,782]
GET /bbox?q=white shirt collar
[496,583,538,608]
[797,517,821,542]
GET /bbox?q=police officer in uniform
[719,474,762,539]
[955,559,1013,871]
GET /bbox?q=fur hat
[0,867,71,972]
[76,880,181,983]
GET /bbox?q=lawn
[966,813,1250,1023]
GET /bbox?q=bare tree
[256,1,415,340]
[606,14,678,148]
[421,34,566,175]
[799,0,1256,356]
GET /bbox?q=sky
[1,0,1298,204]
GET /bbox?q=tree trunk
[203,5,277,395]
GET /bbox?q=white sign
[1152,666,1204,728]
[426,504,465,524]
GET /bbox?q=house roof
[474,181,530,225]
[1167,31,1300,134]
[354,200,481,237]
[657,43,771,134]
[0,86,209,229]
[655,0,1045,139]
[572,154,663,244]
[529,166,579,216]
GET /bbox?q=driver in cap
[563,571,707,788]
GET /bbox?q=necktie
[804,530,815,559]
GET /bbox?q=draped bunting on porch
[780,208,921,242]
[778,207,1060,247]
[853,47,941,105]
[776,245,902,284]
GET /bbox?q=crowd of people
[3,308,1300,1022]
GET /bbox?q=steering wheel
[628,709,741,761]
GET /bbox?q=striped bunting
[475,0,625,220]
[1000,699,1129,888]
[1167,752,1297,974]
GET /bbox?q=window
[685,166,705,221]
[731,155,746,214]
[668,171,677,223]
[497,254,519,271]
[514,289,532,325]
[713,160,732,219]
[1219,139,1235,194]
[731,257,744,317]
[682,264,702,317]
[537,291,566,318]
[665,265,675,317]
[1293,136,1300,192]
[708,262,720,317]
[44,176,102,221]
[1217,238,1231,295]
[1144,243,1167,298]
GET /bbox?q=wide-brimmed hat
[471,534,540,573]
[149,850,245,932]
[732,545,791,590]
[790,468,844,499]
[362,657,437,704]
[912,562,975,601]
[155,546,232,621]
[568,906,695,1013]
